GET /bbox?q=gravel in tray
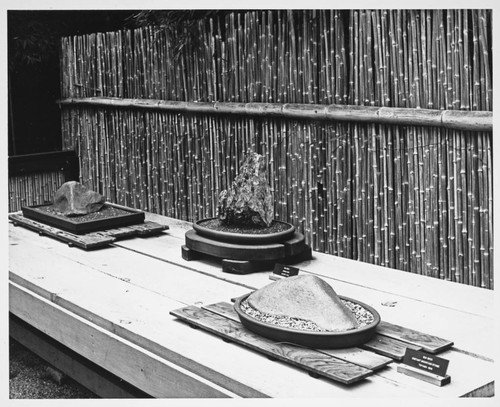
[241,299,375,332]
[199,218,291,234]
[38,205,134,223]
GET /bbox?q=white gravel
[241,298,375,332]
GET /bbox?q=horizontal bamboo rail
[57,97,492,132]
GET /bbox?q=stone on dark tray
[217,151,274,227]
[247,275,358,332]
[52,181,105,217]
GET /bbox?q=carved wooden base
[182,229,312,274]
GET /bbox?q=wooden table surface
[8,211,496,398]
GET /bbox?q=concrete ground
[9,338,96,399]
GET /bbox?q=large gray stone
[247,275,358,331]
[217,151,274,227]
[52,181,105,217]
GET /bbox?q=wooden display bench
[8,211,495,398]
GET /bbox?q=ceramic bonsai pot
[233,293,381,349]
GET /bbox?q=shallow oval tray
[193,218,295,244]
[234,293,380,349]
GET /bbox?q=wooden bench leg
[181,245,201,261]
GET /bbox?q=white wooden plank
[298,253,494,317]
[9,224,253,306]
[114,230,268,288]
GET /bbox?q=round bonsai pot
[193,217,296,244]
[234,294,380,349]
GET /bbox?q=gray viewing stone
[247,275,358,331]
[52,181,105,217]
[217,151,274,227]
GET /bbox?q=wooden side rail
[10,314,151,398]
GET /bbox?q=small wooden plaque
[397,364,451,386]
[269,263,300,280]
[397,348,451,386]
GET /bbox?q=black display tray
[21,203,145,235]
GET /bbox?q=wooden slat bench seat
[8,211,495,398]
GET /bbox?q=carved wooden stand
[181,220,312,274]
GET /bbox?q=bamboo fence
[57,10,493,289]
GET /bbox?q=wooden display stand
[9,210,168,250]
[182,228,312,274]
[170,299,454,386]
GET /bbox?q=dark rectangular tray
[21,203,145,235]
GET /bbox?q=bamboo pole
[57,97,493,132]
